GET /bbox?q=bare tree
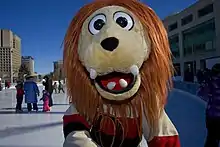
[18,64,31,81]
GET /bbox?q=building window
[182,19,216,56]
[168,22,178,32]
[13,39,15,48]
[169,34,180,58]
[198,4,213,18]
[181,14,193,26]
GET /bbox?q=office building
[0,29,21,82]
[163,0,220,79]
[21,56,34,74]
[53,60,65,80]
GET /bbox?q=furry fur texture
[63,0,173,135]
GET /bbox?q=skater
[15,81,24,113]
[58,80,65,93]
[196,69,204,84]
[42,75,53,107]
[53,82,58,94]
[24,75,39,112]
[40,90,50,112]
[5,81,8,89]
[204,63,220,147]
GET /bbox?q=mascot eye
[113,11,134,30]
[88,14,106,35]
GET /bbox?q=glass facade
[198,4,213,18]
[169,34,180,58]
[181,14,193,26]
[183,19,216,56]
[168,22,178,32]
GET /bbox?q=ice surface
[0,87,207,147]
[0,86,69,147]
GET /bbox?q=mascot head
[64,0,173,129]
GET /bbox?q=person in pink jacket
[40,90,50,112]
[62,0,181,146]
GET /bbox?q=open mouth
[95,72,137,94]
[89,65,139,94]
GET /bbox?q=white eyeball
[88,14,106,35]
[113,11,134,31]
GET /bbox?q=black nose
[100,37,119,51]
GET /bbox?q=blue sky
[0,0,196,74]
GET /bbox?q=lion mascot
[62,0,181,147]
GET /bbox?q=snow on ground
[1,83,44,90]
[0,87,208,147]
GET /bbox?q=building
[53,60,65,80]
[0,29,21,82]
[163,0,220,79]
[21,56,34,74]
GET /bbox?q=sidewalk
[0,88,69,147]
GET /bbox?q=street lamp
[10,49,13,84]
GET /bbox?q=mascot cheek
[113,31,150,68]
[82,44,115,73]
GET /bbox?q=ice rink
[0,87,207,147]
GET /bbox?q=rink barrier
[173,81,199,95]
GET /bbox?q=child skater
[40,90,50,112]
[15,81,24,113]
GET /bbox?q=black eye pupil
[94,19,105,30]
[116,17,128,28]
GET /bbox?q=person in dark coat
[196,69,204,84]
[203,64,220,147]
[15,81,24,113]
[58,80,65,93]
[42,76,53,107]
[203,68,212,83]
[184,67,194,82]
[5,81,8,89]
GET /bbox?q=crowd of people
[196,63,220,147]
[14,75,65,113]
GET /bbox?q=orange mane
[64,0,173,131]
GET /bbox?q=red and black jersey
[63,104,181,147]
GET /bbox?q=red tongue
[100,75,132,91]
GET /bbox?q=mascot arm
[63,131,99,147]
[143,110,181,147]
[63,105,99,147]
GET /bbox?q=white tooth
[107,82,116,90]
[119,79,128,88]
[130,65,139,76]
[90,69,97,79]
